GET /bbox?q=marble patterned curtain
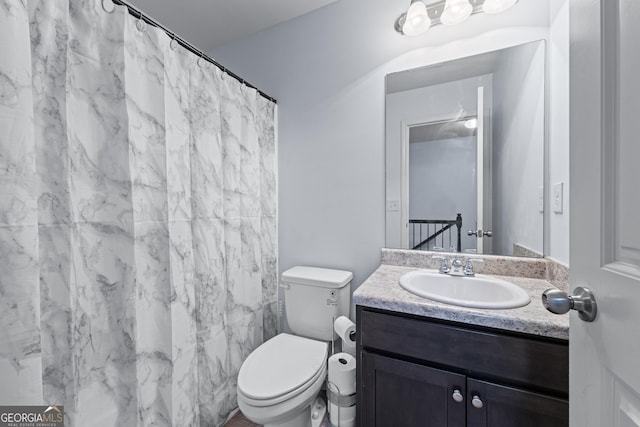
[0,1,278,426]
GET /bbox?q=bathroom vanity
[354,258,569,427]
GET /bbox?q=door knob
[452,389,463,403]
[468,229,493,237]
[542,287,597,322]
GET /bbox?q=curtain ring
[197,52,205,68]
[170,33,178,51]
[102,0,115,13]
[136,10,146,32]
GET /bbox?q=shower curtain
[0,1,277,426]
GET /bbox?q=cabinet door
[360,351,466,427]
[466,378,568,427]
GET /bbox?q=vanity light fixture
[440,0,473,26]
[399,0,432,36]
[395,0,519,36]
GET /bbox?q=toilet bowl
[237,333,328,427]
[237,266,353,427]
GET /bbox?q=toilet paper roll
[328,352,357,427]
[329,402,356,427]
[328,352,356,397]
[334,316,356,343]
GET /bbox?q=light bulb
[482,0,518,14]
[402,1,431,36]
[440,0,473,26]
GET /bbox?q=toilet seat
[237,362,327,426]
[238,333,328,406]
[240,362,327,408]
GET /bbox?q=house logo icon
[44,406,62,414]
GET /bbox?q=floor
[224,410,331,427]
[224,411,259,427]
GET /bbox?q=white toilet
[237,266,352,427]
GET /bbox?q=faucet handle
[464,258,484,276]
[432,255,450,274]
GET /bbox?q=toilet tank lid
[282,266,353,288]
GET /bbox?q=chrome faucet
[449,256,465,276]
[432,255,484,277]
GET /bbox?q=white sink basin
[399,269,531,309]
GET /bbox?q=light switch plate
[387,200,400,212]
[553,182,563,213]
[538,187,544,213]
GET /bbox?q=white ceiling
[125,0,339,52]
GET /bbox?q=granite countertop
[353,264,570,341]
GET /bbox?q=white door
[472,86,493,255]
[475,86,485,254]
[570,0,640,425]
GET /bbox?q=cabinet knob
[452,389,463,403]
[471,395,484,409]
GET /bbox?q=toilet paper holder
[327,381,357,408]
[327,379,357,427]
[331,315,357,355]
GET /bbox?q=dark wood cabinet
[466,378,568,427]
[361,351,466,427]
[356,306,569,427]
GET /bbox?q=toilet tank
[281,266,352,341]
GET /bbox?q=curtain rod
[110,0,277,104]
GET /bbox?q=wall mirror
[385,40,545,257]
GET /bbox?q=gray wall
[409,137,477,252]
[548,0,570,265]
[211,0,554,290]
[492,41,545,256]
